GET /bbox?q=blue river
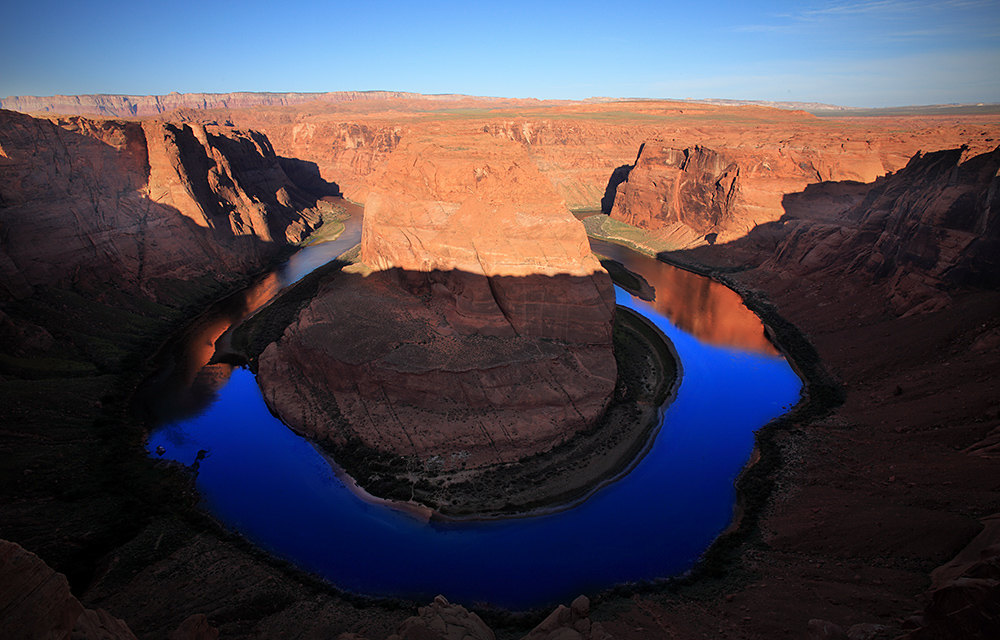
[144,207,802,610]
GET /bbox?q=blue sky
[1,0,998,107]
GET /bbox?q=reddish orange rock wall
[257,131,617,469]
[0,109,318,303]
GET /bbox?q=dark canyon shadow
[0,110,351,590]
[278,156,342,198]
[599,142,644,214]
[211,259,668,516]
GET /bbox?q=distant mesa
[0,90,522,118]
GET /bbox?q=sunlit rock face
[257,133,617,469]
[361,135,615,342]
[608,142,889,247]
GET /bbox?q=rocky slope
[765,145,1000,314]
[0,110,321,605]
[0,109,320,304]
[0,538,140,640]
[256,132,616,474]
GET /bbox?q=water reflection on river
[143,217,802,610]
[591,239,777,355]
[137,198,363,425]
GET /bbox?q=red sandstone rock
[388,595,494,640]
[608,141,889,248]
[765,146,1000,315]
[0,538,137,640]
[361,134,614,343]
[610,144,741,246]
[90,93,992,218]
[524,595,612,640]
[9,92,996,221]
[258,269,616,468]
[0,109,319,304]
[257,133,616,470]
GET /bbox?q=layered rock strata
[765,145,1000,314]
[607,142,888,248]
[0,90,511,118]
[0,109,320,303]
[0,538,138,640]
[257,134,617,472]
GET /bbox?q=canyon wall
[0,538,139,640]
[5,94,998,229]
[0,109,318,303]
[607,141,891,248]
[243,114,972,229]
[256,132,617,470]
[0,108,323,380]
[765,145,1000,314]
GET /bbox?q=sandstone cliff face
[609,144,740,247]
[0,109,318,303]
[766,146,1000,314]
[90,94,994,224]
[360,136,613,342]
[257,133,617,470]
[607,141,890,248]
[0,538,138,640]
[280,121,403,202]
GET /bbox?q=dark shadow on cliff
[278,156,342,198]
[0,110,347,593]
[594,146,1000,618]
[651,179,873,274]
[657,145,1000,295]
[215,258,678,518]
[0,197,295,594]
[600,163,633,214]
[599,142,644,214]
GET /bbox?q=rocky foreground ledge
[2,533,615,640]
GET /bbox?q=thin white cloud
[801,1,935,17]
[731,0,1000,40]
[731,24,800,33]
[800,0,993,16]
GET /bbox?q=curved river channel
[141,203,802,610]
